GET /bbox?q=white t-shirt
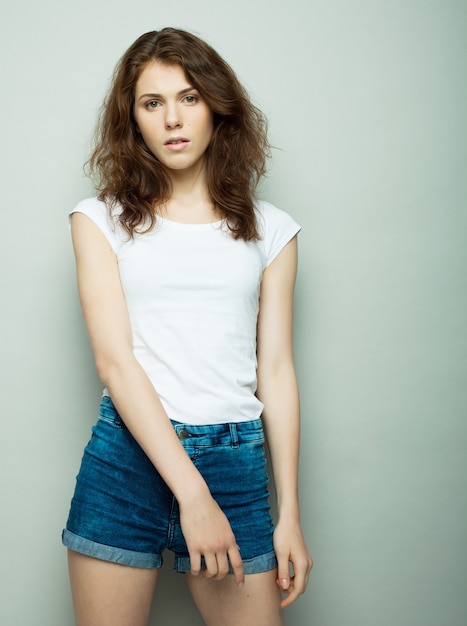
[70,197,300,425]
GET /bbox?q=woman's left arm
[256,235,313,608]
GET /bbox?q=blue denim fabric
[63,396,277,573]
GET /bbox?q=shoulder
[70,196,122,221]
[69,197,123,252]
[254,199,301,267]
[255,198,292,220]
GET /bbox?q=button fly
[178,428,190,440]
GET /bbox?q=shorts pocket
[97,397,125,429]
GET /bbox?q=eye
[145,100,161,110]
[183,95,198,104]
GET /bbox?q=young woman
[63,27,312,626]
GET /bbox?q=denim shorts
[62,396,277,574]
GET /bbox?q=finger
[276,554,291,592]
[290,560,307,596]
[297,554,313,593]
[228,546,244,588]
[280,579,299,609]
[281,576,310,609]
[203,552,218,578]
[190,551,201,577]
[279,557,312,608]
[213,553,230,580]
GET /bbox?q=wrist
[276,496,301,523]
[176,478,212,509]
[276,487,300,513]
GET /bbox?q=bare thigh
[187,570,284,626]
[68,550,158,626]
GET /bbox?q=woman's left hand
[273,519,313,608]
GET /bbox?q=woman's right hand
[179,490,244,587]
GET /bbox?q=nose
[164,103,182,130]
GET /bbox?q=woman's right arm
[71,212,244,585]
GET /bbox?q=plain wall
[1,1,466,624]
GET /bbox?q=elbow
[94,352,134,389]
[94,356,114,388]
[257,359,297,390]
[257,354,296,383]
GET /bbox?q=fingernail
[281,578,289,589]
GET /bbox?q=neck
[168,157,209,194]
[161,162,218,223]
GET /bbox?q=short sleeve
[69,197,120,252]
[256,200,301,267]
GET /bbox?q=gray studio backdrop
[1,1,466,624]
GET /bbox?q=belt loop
[229,423,239,448]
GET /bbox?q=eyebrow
[136,86,197,102]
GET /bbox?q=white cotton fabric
[70,197,300,425]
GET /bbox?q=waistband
[98,395,264,447]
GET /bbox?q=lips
[164,137,189,145]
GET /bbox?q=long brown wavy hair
[87,28,270,240]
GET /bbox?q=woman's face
[134,61,214,175]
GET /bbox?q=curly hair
[87,28,270,240]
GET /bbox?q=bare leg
[68,550,158,626]
[187,570,285,626]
